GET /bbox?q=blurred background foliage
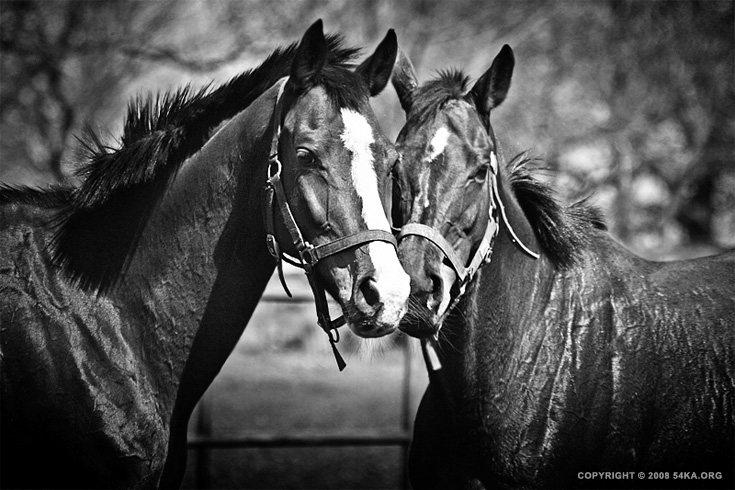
[1,0,733,258]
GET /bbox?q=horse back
[600,245,734,482]
[648,249,735,311]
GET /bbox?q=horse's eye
[473,164,489,183]
[296,148,317,167]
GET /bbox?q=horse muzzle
[347,242,410,337]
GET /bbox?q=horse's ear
[467,44,514,117]
[391,48,418,113]
[290,19,327,90]
[355,29,399,97]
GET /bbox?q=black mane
[0,185,73,209]
[52,33,361,294]
[71,33,360,211]
[506,154,606,269]
[412,71,607,269]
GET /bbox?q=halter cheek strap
[263,78,398,371]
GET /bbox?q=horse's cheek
[296,174,329,228]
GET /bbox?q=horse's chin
[398,312,442,339]
[347,318,397,338]
[342,305,399,338]
[398,323,438,339]
[397,298,442,338]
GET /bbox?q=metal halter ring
[268,157,282,179]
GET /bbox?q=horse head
[390,45,522,337]
[268,20,410,339]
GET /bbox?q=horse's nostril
[427,272,444,310]
[359,277,381,308]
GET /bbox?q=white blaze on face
[421,127,450,209]
[340,108,410,328]
[340,108,389,232]
[428,127,449,162]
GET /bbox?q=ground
[181,267,428,489]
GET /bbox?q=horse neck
[440,173,557,398]
[443,180,619,436]
[117,85,279,410]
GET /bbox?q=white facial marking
[428,127,449,162]
[340,108,390,232]
[419,170,432,210]
[340,108,409,331]
[366,241,411,326]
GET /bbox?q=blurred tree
[498,0,733,252]
[566,0,733,248]
[1,0,731,253]
[1,1,172,186]
[0,0,303,187]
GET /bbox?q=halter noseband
[397,152,539,315]
[263,78,398,371]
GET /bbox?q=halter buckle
[298,243,319,267]
[265,234,280,258]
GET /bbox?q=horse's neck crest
[491,153,540,261]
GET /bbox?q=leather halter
[397,152,540,331]
[396,151,539,372]
[263,78,398,371]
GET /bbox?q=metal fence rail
[187,292,415,489]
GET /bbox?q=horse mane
[506,153,607,269]
[411,71,607,269]
[53,33,361,294]
[0,185,73,209]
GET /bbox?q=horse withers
[390,45,735,489]
[1,20,408,489]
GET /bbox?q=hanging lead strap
[264,179,293,298]
[327,327,347,372]
[421,336,442,371]
[304,266,347,371]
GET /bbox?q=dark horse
[390,45,735,489]
[0,21,409,488]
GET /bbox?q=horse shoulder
[1,207,168,487]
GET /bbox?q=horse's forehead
[289,87,340,130]
[404,108,489,168]
[441,103,489,147]
[289,88,385,150]
[340,108,374,156]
